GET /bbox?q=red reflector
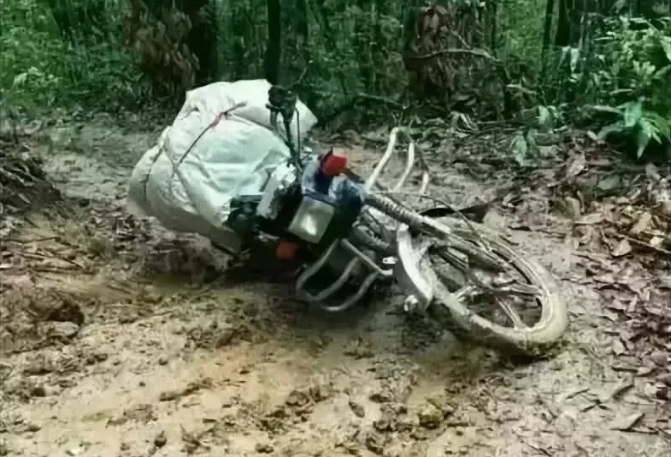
[321,152,348,176]
[276,241,298,260]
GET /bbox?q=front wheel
[418,219,568,356]
[363,193,568,356]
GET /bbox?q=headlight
[288,196,335,243]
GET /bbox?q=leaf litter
[412,122,671,437]
[0,118,670,457]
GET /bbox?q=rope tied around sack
[171,101,246,175]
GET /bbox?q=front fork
[394,225,437,312]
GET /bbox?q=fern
[598,100,671,158]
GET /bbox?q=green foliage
[510,104,563,167]
[497,0,546,64]
[592,17,671,105]
[0,0,143,111]
[543,15,671,159]
[0,0,669,164]
[591,17,671,158]
[597,100,671,158]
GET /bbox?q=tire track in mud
[1,123,669,457]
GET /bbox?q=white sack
[127,79,318,250]
[175,79,317,141]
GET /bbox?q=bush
[1,0,144,111]
[590,17,671,158]
[0,0,669,164]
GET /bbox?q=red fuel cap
[321,149,348,176]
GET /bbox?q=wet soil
[1,120,669,457]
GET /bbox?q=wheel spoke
[460,245,504,271]
[410,215,567,353]
[454,284,476,300]
[426,226,541,331]
[436,246,469,271]
[434,263,468,291]
[497,283,541,297]
[492,275,540,296]
[496,298,527,329]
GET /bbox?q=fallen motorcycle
[128,80,568,356]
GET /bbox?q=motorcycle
[221,85,569,356]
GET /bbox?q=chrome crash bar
[295,128,433,312]
[295,239,393,312]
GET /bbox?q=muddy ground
[1,117,670,457]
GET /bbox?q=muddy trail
[1,119,670,457]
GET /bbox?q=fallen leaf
[601,309,620,322]
[612,339,627,356]
[636,365,656,377]
[598,175,622,191]
[656,386,671,401]
[612,239,632,257]
[619,328,635,342]
[659,273,671,289]
[563,196,582,220]
[576,213,603,225]
[645,164,661,181]
[599,378,634,403]
[649,351,668,366]
[607,300,627,311]
[629,212,652,236]
[565,152,586,180]
[589,158,612,166]
[661,201,671,217]
[650,236,664,248]
[561,387,591,402]
[610,412,644,431]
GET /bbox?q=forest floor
[1,114,670,457]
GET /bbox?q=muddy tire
[427,220,569,357]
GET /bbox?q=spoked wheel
[416,218,568,356]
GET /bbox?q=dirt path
[1,121,669,457]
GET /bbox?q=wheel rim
[419,221,562,341]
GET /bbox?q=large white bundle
[127,80,318,251]
[174,79,317,141]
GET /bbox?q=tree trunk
[296,0,309,47]
[180,0,218,85]
[556,0,601,47]
[312,0,348,96]
[354,0,373,91]
[371,0,385,93]
[540,0,555,81]
[231,9,247,79]
[555,0,571,46]
[265,0,282,85]
[296,0,310,80]
[43,0,108,44]
[134,0,218,87]
[488,0,498,55]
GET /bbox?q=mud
[1,120,669,457]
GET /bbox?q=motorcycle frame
[291,127,434,313]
